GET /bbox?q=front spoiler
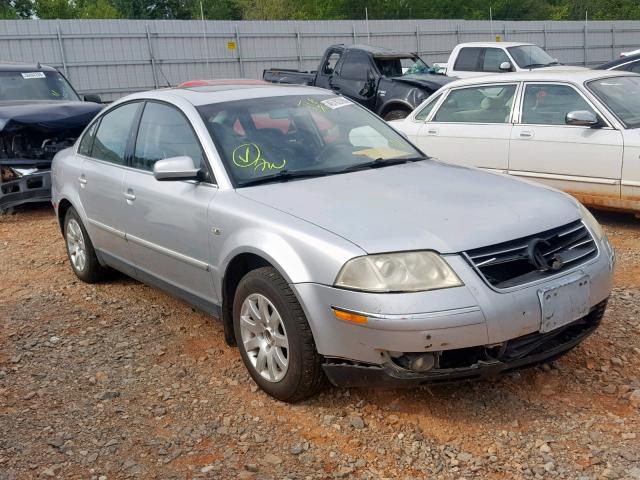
[0,167,51,212]
[323,300,606,388]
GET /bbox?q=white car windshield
[0,70,80,102]
[587,75,640,129]
[507,45,558,69]
[198,94,424,187]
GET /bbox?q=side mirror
[153,156,200,181]
[499,61,512,72]
[565,110,600,127]
[84,94,102,103]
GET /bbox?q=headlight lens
[579,204,604,240]
[335,251,463,293]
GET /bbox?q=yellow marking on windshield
[50,89,61,97]
[232,143,286,172]
[297,97,329,112]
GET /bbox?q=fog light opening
[395,352,438,373]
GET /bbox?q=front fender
[217,227,311,295]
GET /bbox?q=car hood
[392,73,454,89]
[0,101,103,134]
[237,161,581,254]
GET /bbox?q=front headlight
[334,251,463,293]
[579,204,604,240]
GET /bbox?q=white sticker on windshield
[21,72,46,79]
[321,97,354,109]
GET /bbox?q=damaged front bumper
[322,300,606,387]
[0,160,51,212]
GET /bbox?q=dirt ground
[0,205,639,480]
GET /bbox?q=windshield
[586,76,640,129]
[507,45,557,69]
[0,70,80,102]
[198,94,423,187]
[375,56,431,76]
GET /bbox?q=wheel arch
[220,249,309,347]
[378,100,413,118]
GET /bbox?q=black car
[263,44,454,120]
[594,54,640,73]
[0,63,103,213]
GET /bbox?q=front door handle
[78,175,87,187]
[519,130,534,139]
[123,191,136,202]
[426,128,438,136]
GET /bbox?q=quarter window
[414,93,442,121]
[133,102,207,174]
[77,121,98,156]
[91,102,140,165]
[323,51,342,75]
[521,84,596,125]
[433,85,517,124]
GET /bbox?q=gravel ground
[1,205,639,480]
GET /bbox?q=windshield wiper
[237,168,330,187]
[522,62,554,69]
[337,156,428,174]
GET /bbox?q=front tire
[64,207,106,283]
[233,267,325,402]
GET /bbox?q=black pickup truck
[1,63,102,213]
[263,44,453,120]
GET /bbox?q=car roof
[0,62,58,72]
[455,42,534,48]
[441,69,635,89]
[595,53,640,70]
[124,83,334,107]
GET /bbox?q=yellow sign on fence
[227,40,237,50]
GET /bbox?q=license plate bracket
[538,274,590,333]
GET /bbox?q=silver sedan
[52,83,614,401]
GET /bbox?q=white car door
[414,83,518,172]
[509,82,623,201]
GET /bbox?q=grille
[464,220,597,289]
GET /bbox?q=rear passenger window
[522,84,596,125]
[433,85,517,124]
[92,103,140,165]
[454,48,482,71]
[133,102,207,174]
[77,122,97,156]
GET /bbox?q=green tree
[34,0,77,18]
[77,0,119,18]
[1,0,16,18]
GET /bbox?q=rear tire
[384,109,410,121]
[233,267,325,402]
[64,207,106,283]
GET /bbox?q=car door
[509,82,623,199]
[329,50,378,111]
[121,101,219,304]
[414,83,518,172]
[77,101,142,276]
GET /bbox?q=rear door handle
[123,191,136,202]
[78,175,87,187]
[426,128,438,136]
[519,130,534,139]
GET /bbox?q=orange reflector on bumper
[332,308,367,325]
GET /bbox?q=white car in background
[390,70,640,215]
[433,42,582,78]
